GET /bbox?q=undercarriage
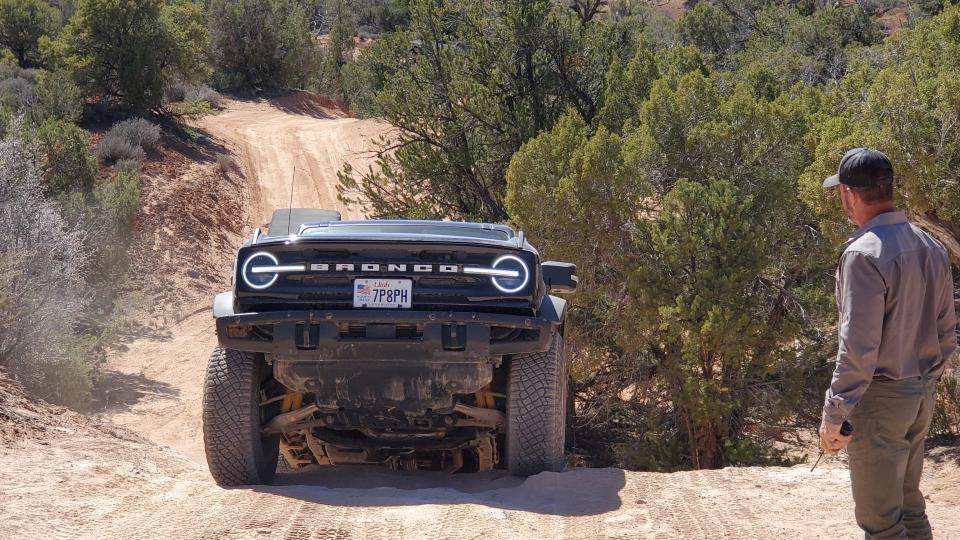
[202,328,567,485]
[267,385,506,473]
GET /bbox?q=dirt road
[199,94,387,224]
[2,95,958,540]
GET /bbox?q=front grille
[235,241,538,313]
[415,276,481,286]
[289,275,350,286]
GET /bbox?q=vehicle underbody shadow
[248,465,625,516]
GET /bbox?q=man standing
[820,148,957,540]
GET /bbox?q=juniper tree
[337,0,615,221]
[507,72,835,469]
[42,0,206,111]
[0,0,58,67]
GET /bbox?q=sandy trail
[199,95,388,224]
[2,95,958,540]
[3,428,958,540]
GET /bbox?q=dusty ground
[1,94,958,539]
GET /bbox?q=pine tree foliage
[338,0,615,221]
[206,0,314,92]
[801,4,960,261]
[40,0,207,111]
[0,0,58,67]
[508,70,835,468]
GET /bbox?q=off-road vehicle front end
[202,210,577,486]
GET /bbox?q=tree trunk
[910,212,960,266]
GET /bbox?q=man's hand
[819,417,853,453]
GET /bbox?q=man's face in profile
[838,186,855,223]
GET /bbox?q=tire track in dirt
[3,431,959,539]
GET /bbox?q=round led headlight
[241,251,280,290]
[491,255,530,293]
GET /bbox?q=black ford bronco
[203,209,577,486]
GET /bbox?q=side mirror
[541,261,578,294]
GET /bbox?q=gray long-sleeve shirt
[823,211,958,424]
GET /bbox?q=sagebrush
[0,120,97,409]
[95,118,161,163]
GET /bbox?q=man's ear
[843,186,860,205]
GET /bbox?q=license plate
[353,279,412,308]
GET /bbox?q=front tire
[202,347,279,486]
[506,332,567,475]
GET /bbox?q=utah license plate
[353,279,412,308]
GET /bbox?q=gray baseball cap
[823,148,894,189]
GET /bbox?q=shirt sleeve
[823,251,886,424]
[937,258,958,368]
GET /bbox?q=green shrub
[506,70,830,469]
[0,103,11,135]
[0,46,13,68]
[165,83,221,108]
[189,85,221,108]
[0,63,34,82]
[0,75,34,110]
[31,69,83,123]
[167,99,212,117]
[338,0,617,221]
[799,4,960,251]
[353,0,409,35]
[0,120,93,410]
[95,162,140,229]
[678,1,736,64]
[23,334,99,410]
[34,118,97,194]
[113,158,140,172]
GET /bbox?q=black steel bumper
[215,309,556,361]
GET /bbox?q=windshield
[299,223,512,241]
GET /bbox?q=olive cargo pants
[847,375,939,540]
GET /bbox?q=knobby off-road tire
[506,332,567,476]
[202,347,279,486]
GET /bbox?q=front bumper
[215,309,556,361]
[217,309,556,410]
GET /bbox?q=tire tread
[202,347,277,486]
[507,333,566,476]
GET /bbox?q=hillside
[1,94,957,540]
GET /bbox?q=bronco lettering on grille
[308,263,462,273]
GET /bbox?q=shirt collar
[844,210,907,248]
